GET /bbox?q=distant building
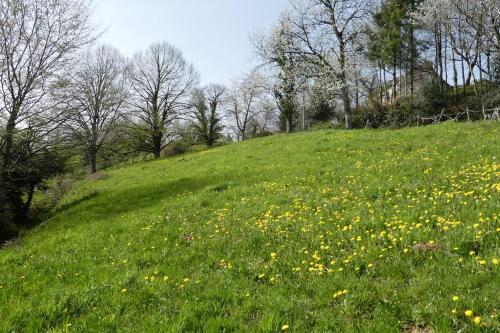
[383,61,449,103]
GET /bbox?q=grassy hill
[1,122,499,332]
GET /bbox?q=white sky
[93,0,288,86]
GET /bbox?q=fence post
[482,105,486,120]
[466,107,470,122]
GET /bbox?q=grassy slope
[0,122,499,333]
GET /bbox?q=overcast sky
[93,0,288,86]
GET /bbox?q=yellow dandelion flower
[465,310,473,317]
[473,316,481,325]
[452,296,459,302]
[281,324,289,331]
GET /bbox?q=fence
[416,106,500,127]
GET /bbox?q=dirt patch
[403,324,434,333]
[87,171,108,181]
[412,242,440,252]
[0,237,21,250]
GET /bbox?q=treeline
[252,0,500,130]
[0,0,499,239]
[0,0,267,237]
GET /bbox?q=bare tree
[64,45,128,174]
[0,0,95,225]
[128,42,198,159]
[226,71,269,141]
[451,0,499,54]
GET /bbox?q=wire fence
[416,106,500,127]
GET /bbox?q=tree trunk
[0,104,28,225]
[383,67,389,103]
[379,65,383,104]
[153,147,161,159]
[89,143,98,174]
[465,62,474,86]
[486,51,491,80]
[458,22,467,97]
[461,56,466,96]
[24,184,36,214]
[1,104,20,172]
[444,34,448,95]
[409,25,415,98]
[355,78,360,111]
[338,39,352,129]
[392,63,397,102]
[90,153,97,174]
[342,91,352,130]
[452,47,458,99]
[152,132,162,159]
[438,26,444,93]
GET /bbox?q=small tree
[191,84,225,147]
[226,71,268,141]
[253,16,301,133]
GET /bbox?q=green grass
[1,122,499,332]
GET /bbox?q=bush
[309,121,345,131]
[353,100,389,129]
[251,131,274,139]
[422,78,446,111]
[0,201,18,243]
[384,97,423,128]
[28,175,75,224]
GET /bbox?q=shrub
[251,131,274,139]
[309,121,338,131]
[353,100,389,128]
[385,97,422,128]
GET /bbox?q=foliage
[421,77,446,111]
[191,85,225,147]
[0,0,95,233]
[385,97,421,127]
[0,137,67,241]
[352,101,390,129]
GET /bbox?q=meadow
[0,122,499,332]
